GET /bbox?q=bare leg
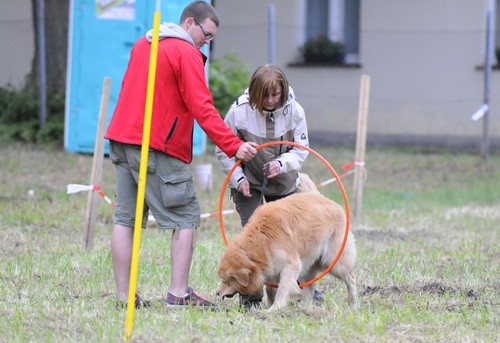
[111,224,134,301]
[169,228,194,296]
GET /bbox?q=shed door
[65,0,205,154]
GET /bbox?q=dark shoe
[116,293,151,309]
[313,289,324,302]
[165,287,217,309]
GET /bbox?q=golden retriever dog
[217,174,358,311]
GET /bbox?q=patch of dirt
[359,282,494,313]
[361,285,403,296]
[361,282,481,299]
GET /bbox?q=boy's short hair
[180,1,220,27]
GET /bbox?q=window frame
[303,0,360,65]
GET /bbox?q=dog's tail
[297,173,320,194]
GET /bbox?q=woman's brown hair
[248,64,289,112]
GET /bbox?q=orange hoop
[218,141,350,288]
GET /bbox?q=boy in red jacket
[105,1,257,309]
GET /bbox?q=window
[306,0,360,64]
[306,0,329,41]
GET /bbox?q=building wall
[213,0,500,147]
[1,0,498,147]
[0,0,34,89]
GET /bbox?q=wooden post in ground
[85,77,112,249]
[353,74,370,225]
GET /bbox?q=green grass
[0,143,499,342]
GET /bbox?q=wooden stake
[85,77,112,249]
[353,74,370,225]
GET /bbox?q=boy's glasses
[194,18,214,41]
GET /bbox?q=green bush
[301,35,345,65]
[37,92,65,143]
[0,86,65,144]
[209,52,251,118]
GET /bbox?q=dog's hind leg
[344,271,359,308]
[331,264,359,308]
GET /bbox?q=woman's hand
[263,160,280,179]
[237,179,252,197]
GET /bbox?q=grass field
[0,143,499,342]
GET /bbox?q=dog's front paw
[266,300,287,312]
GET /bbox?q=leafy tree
[209,52,251,118]
[26,0,69,97]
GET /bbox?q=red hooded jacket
[104,36,242,163]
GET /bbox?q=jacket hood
[145,22,194,46]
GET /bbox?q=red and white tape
[67,161,363,220]
[67,184,116,207]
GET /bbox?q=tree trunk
[26,0,69,97]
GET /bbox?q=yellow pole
[125,4,161,339]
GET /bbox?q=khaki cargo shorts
[109,141,200,230]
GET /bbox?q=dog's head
[216,244,264,300]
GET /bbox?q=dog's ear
[234,268,250,287]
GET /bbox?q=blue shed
[65,0,207,155]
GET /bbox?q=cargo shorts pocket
[160,172,196,208]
